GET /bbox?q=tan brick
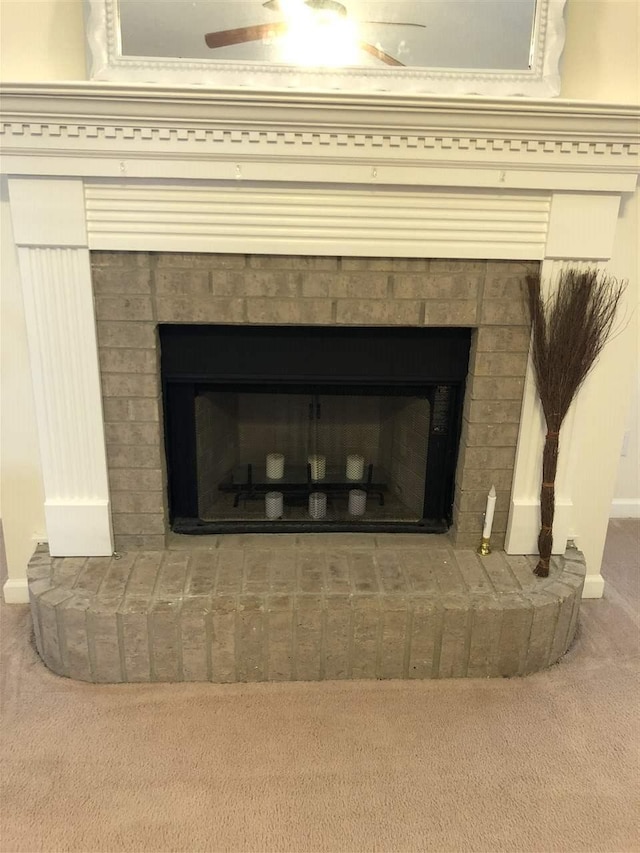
[156,297,245,323]
[457,468,515,492]
[455,489,511,513]
[469,377,525,400]
[484,261,538,299]
[104,422,160,446]
[341,258,395,271]
[248,256,337,270]
[154,269,210,295]
[394,273,478,300]
[91,251,151,269]
[453,510,509,535]
[95,296,153,322]
[461,421,520,447]
[128,399,162,422]
[330,273,389,299]
[109,468,164,492]
[336,300,420,325]
[101,374,159,398]
[429,260,486,275]
[480,299,529,326]
[156,253,242,269]
[465,398,523,424]
[112,513,165,536]
[473,351,529,377]
[301,273,332,297]
[423,301,478,325]
[228,271,299,298]
[99,348,157,374]
[111,492,166,514]
[458,445,516,471]
[114,534,166,551]
[107,444,163,469]
[246,299,332,325]
[97,322,156,349]
[92,268,152,294]
[476,326,531,352]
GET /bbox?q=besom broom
[526,268,626,577]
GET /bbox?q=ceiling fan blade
[358,41,404,66]
[362,20,426,28]
[205,22,287,49]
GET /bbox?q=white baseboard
[3,578,30,604]
[582,574,605,599]
[609,499,640,519]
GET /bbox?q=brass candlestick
[477,536,491,556]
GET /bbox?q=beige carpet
[1,522,638,853]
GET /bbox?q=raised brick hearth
[93,252,535,551]
[27,536,585,683]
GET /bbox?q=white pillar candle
[265,491,283,520]
[266,453,285,480]
[346,454,365,481]
[348,489,367,516]
[308,454,326,481]
[308,492,327,520]
[482,485,497,538]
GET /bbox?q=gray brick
[109,468,164,492]
[88,597,124,682]
[105,422,160,446]
[154,269,210,295]
[247,298,332,325]
[524,592,559,674]
[180,598,210,681]
[97,322,156,349]
[38,587,73,675]
[473,351,529,377]
[324,600,351,679]
[186,552,218,597]
[467,598,502,677]
[108,445,162,469]
[267,600,294,681]
[92,267,151,294]
[95,296,153,322]
[268,553,297,593]
[51,557,86,588]
[236,595,265,682]
[438,599,471,677]
[469,377,525,401]
[394,273,478,300]
[476,326,531,353]
[408,603,439,678]
[100,348,157,374]
[349,552,378,593]
[462,422,520,447]
[330,272,389,299]
[74,557,112,595]
[294,596,323,681]
[210,596,237,682]
[119,599,152,681]
[102,373,159,399]
[111,492,165,515]
[112,513,165,536]
[156,553,189,597]
[156,297,245,323]
[351,597,380,679]
[114,534,166,552]
[379,602,408,679]
[58,595,92,681]
[548,582,577,664]
[497,597,533,676]
[298,554,326,593]
[150,600,182,681]
[336,300,421,326]
[229,270,299,298]
[423,301,478,325]
[481,299,529,326]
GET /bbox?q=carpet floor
[1,521,638,853]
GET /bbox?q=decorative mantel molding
[1,84,638,191]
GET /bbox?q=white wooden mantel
[1,83,638,601]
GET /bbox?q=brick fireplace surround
[1,84,637,681]
[93,252,534,552]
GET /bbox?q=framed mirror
[84,0,567,96]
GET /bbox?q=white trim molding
[2,578,30,605]
[610,499,640,519]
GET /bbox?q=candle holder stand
[477,536,491,556]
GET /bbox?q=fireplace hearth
[161,325,469,533]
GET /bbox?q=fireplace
[2,84,636,605]
[160,324,469,533]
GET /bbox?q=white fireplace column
[8,177,113,557]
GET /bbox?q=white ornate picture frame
[84,0,566,97]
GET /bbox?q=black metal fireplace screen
[160,325,470,534]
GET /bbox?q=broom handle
[536,430,559,577]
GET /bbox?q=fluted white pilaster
[9,178,113,556]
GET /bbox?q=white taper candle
[482,485,497,539]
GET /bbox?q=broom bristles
[527,269,625,577]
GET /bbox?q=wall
[0,0,638,590]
